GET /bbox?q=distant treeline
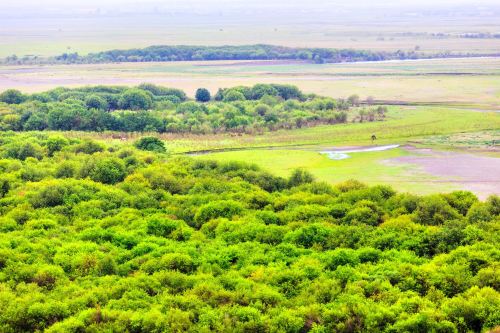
[459,32,500,39]
[3,44,496,65]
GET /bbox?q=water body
[321,144,400,160]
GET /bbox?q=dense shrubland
[2,44,490,65]
[0,84,385,134]
[0,132,498,332]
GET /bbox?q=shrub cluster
[0,133,498,332]
[0,84,376,134]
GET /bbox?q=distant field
[1,12,500,58]
[1,57,499,107]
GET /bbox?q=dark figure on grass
[371,134,377,143]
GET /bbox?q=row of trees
[0,132,498,332]
[0,84,377,134]
[1,44,460,65]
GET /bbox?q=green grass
[185,106,499,195]
[194,147,460,194]
[415,130,500,149]
[157,106,499,153]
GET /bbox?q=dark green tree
[85,94,108,111]
[195,88,211,102]
[0,89,26,104]
[134,137,166,153]
[118,89,153,110]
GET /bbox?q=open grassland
[58,105,500,197]
[416,130,500,149]
[194,147,462,195]
[2,57,499,107]
[181,106,498,197]
[167,106,500,153]
[1,12,500,58]
[194,144,500,198]
[61,105,500,154]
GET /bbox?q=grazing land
[194,144,500,199]
[1,57,499,108]
[56,105,499,153]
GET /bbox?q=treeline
[1,44,477,65]
[0,84,380,134]
[460,32,500,39]
[0,132,498,332]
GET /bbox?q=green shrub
[0,89,26,104]
[194,200,244,227]
[89,158,126,184]
[288,169,315,187]
[134,137,166,153]
[74,140,104,154]
[85,94,108,110]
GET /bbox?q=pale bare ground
[387,147,500,199]
[1,58,499,106]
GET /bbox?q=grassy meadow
[1,57,499,108]
[184,105,498,197]
[194,147,461,194]
[164,106,499,153]
[57,105,499,197]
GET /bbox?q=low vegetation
[0,132,498,332]
[0,84,387,134]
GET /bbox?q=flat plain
[1,57,499,108]
[1,8,500,58]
